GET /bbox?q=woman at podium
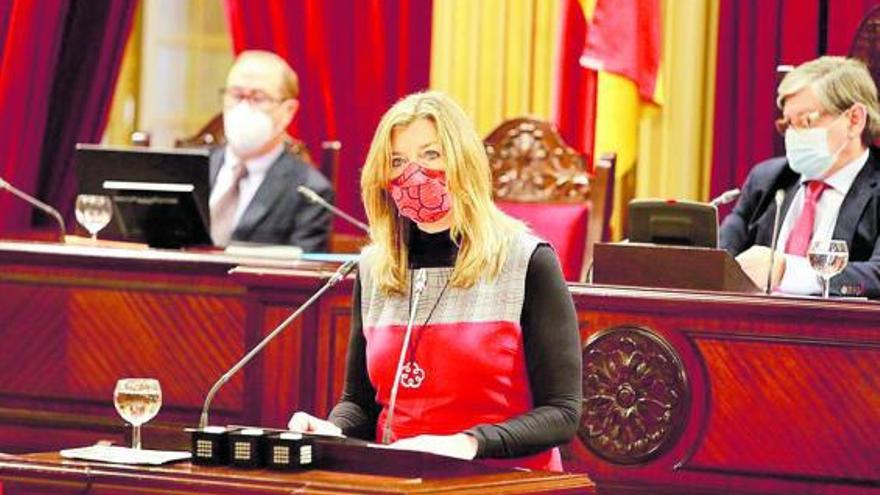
[289,91,582,471]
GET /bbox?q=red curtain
[36,0,138,226]
[0,1,14,61]
[553,0,597,162]
[0,0,135,234]
[224,0,433,234]
[0,1,71,233]
[711,0,880,202]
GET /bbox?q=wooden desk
[0,451,592,494]
[1,240,878,494]
[571,284,880,495]
[0,240,352,452]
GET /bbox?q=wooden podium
[0,445,593,494]
[592,242,762,293]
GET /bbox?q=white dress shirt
[209,143,285,231]
[777,148,870,295]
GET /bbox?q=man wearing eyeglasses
[720,56,880,298]
[209,50,333,251]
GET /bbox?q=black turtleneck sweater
[328,227,583,459]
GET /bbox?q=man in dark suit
[210,50,333,252]
[720,56,880,298]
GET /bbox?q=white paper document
[60,444,191,465]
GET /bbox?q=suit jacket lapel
[233,152,293,239]
[833,150,880,243]
[754,166,800,246]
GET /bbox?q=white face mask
[784,114,849,180]
[223,103,277,157]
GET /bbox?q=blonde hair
[777,56,880,145]
[361,91,526,294]
[233,50,300,99]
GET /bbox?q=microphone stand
[198,258,358,429]
[382,268,427,444]
[709,187,742,207]
[766,190,786,294]
[297,185,370,233]
[0,177,66,242]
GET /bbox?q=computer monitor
[627,199,718,248]
[75,144,212,248]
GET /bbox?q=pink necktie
[784,180,829,256]
[210,161,248,246]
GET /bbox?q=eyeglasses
[774,109,834,134]
[220,87,287,110]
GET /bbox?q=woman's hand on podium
[389,433,478,460]
[287,411,343,437]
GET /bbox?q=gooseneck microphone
[382,268,428,444]
[297,185,369,233]
[198,258,358,429]
[765,189,786,294]
[709,188,741,207]
[0,176,66,241]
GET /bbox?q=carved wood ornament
[579,326,689,465]
[484,119,590,203]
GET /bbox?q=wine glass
[113,378,162,450]
[74,194,113,240]
[807,239,849,298]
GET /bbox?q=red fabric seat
[496,200,590,281]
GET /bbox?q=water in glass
[808,251,848,279]
[75,194,112,240]
[807,239,848,298]
[113,378,162,449]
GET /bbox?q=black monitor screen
[627,199,718,248]
[75,144,212,248]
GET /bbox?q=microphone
[0,176,66,241]
[198,257,358,429]
[765,189,785,294]
[297,185,369,233]
[382,268,428,444]
[709,188,741,207]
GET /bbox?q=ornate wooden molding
[579,326,689,465]
[485,118,590,203]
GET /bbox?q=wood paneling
[1,241,878,494]
[314,294,353,418]
[685,336,879,481]
[0,242,348,454]
[570,284,880,494]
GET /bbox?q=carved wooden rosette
[579,326,689,465]
[484,119,590,203]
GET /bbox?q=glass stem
[90,233,97,241]
[823,277,830,298]
[132,424,142,450]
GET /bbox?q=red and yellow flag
[580,0,662,238]
[581,0,661,102]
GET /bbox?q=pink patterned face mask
[387,162,452,224]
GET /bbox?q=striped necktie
[210,161,248,246]
[784,180,829,256]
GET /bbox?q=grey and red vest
[359,232,561,471]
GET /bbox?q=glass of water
[807,239,848,298]
[113,378,162,450]
[74,194,113,240]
